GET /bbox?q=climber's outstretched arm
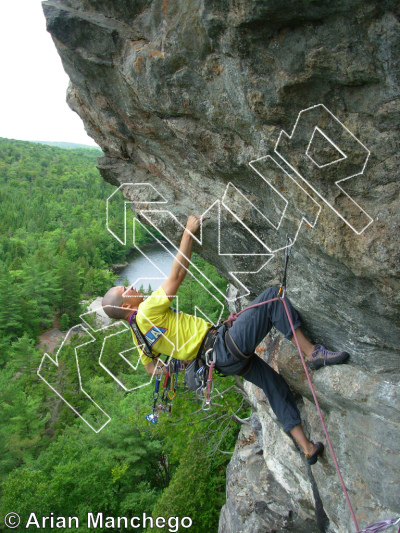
[161,215,201,301]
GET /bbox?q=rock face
[219,418,323,533]
[42,1,400,531]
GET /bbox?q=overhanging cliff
[42,1,400,531]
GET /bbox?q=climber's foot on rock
[305,440,324,465]
[306,344,349,370]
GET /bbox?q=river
[114,242,176,291]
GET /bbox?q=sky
[0,0,98,146]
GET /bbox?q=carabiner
[168,389,176,400]
[202,399,211,411]
[205,348,214,367]
[196,384,204,397]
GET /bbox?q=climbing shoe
[305,441,324,465]
[306,344,349,370]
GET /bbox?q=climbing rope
[221,242,399,532]
[281,295,360,531]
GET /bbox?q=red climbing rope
[279,296,360,532]
[224,295,360,532]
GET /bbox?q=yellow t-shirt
[130,285,212,365]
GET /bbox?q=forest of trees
[0,138,249,532]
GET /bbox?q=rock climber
[102,215,349,465]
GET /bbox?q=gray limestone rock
[42,1,400,531]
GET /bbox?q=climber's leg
[228,287,302,356]
[242,353,301,432]
[290,328,314,357]
[290,424,317,455]
[242,356,321,458]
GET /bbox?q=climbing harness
[185,326,220,410]
[130,307,221,412]
[130,305,219,418]
[156,237,294,411]
[195,326,219,365]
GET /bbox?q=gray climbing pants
[213,287,302,432]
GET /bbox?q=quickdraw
[167,358,181,401]
[278,234,294,298]
[194,347,218,411]
[145,366,163,424]
[145,359,183,424]
[203,350,216,411]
